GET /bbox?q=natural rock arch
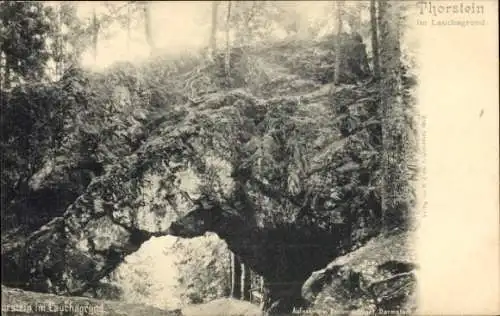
[167,197,352,314]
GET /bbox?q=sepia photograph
[1,1,498,315]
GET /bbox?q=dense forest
[1,1,418,315]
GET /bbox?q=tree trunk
[225,1,232,85]
[0,53,4,89]
[230,253,241,298]
[349,3,362,34]
[92,8,99,63]
[355,4,362,32]
[210,1,219,56]
[127,2,131,54]
[243,11,250,45]
[55,4,62,77]
[377,0,409,232]
[370,0,381,79]
[333,0,344,85]
[242,1,258,45]
[241,263,251,300]
[2,55,10,90]
[143,1,155,56]
[230,252,235,297]
[240,263,246,300]
[228,251,232,295]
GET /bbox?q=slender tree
[0,51,5,89]
[126,2,131,53]
[370,0,381,79]
[225,1,232,83]
[210,1,219,57]
[377,0,409,231]
[240,1,259,45]
[54,3,62,77]
[241,263,247,300]
[230,252,235,297]
[92,7,100,63]
[230,253,242,298]
[59,3,86,69]
[333,0,344,85]
[143,1,155,55]
[241,262,251,300]
[348,2,362,34]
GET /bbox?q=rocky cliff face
[1,90,247,295]
[1,35,416,315]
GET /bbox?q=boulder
[301,230,417,314]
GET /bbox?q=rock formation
[301,231,417,314]
[167,197,351,314]
[1,34,416,315]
